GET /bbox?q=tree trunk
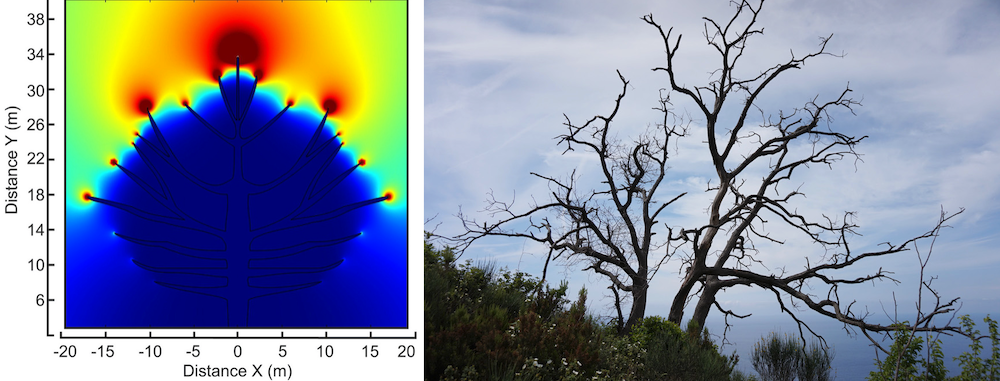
[690,276,720,330]
[622,280,648,333]
[668,273,697,325]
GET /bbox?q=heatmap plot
[65,1,407,328]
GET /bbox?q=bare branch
[449,0,968,341]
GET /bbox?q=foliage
[594,326,647,380]
[589,317,741,381]
[953,315,1000,381]
[798,340,835,381]
[425,240,539,379]
[752,333,800,381]
[425,241,749,380]
[730,369,761,381]
[631,315,686,346]
[868,322,941,381]
[751,332,833,381]
[649,319,739,381]
[429,240,1000,381]
[425,241,599,380]
[507,288,602,380]
[866,316,1000,381]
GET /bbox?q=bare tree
[447,0,965,339]
[449,69,688,333]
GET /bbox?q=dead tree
[642,0,965,342]
[449,0,966,339]
[449,69,688,333]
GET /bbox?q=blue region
[67,65,406,328]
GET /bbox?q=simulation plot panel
[65,1,408,328]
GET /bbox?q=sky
[425,0,1000,344]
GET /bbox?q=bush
[953,315,1000,381]
[507,288,602,380]
[425,241,544,379]
[593,316,740,381]
[751,332,833,381]
[752,333,800,381]
[594,326,646,380]
[425,241,600,380]
[426,240,747,381]
[867,316,1000,381]
[649,319,738,381]
[867,322,944,381]
[798,340,834,381]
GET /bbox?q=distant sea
[703,313,994,380]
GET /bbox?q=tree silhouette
[89,58,387,327]
[449,0,966,341]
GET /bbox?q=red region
[216,30,260,65]
[323,98,338,114]
[319,89,351,117]
[109,158,118,167]
[137,97,153,115]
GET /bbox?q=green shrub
[865,315,1000,381]
[631,316,686,346]
[867,322,944,381]
[752,333,802,381]
[798,340,834,381]
[652,320,738,381]
[729,369,761,381]
[751,332,833,381]
[507,288,602,380]
[593,317,739,381]
[425,241,544,380]
[426,240,746,381]
[425,241,601,380]
[593,327,646,380]
[953,315,1000,381]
